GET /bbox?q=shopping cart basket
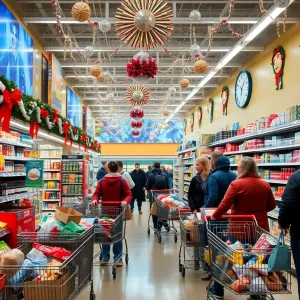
[5,227,95,300]
[147,190,189,244]
[179,212,205,277]
[89,201,128,280]
[204,214,292,300]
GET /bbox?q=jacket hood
[104,173,122,185]
[151,168,163,175]
[215,156,230,171]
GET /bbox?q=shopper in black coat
[278,169,300,299]
[96,161,108,180]
[130,163,147,214]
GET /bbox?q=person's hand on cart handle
[121,201,128,208]
[279,225,289,236]
[91,200,98,208]
[193,210,198,216]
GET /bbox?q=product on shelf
[62,185,82,195]
[62,174,83,184]
[62,162,83,172]
[42,191,61,200]
[44,160,60,170]
[258,168,297,181]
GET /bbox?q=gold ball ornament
[96,73,105,83]
[162,110,169,117]
[72,2,91,22]
[99,123,104,129]
[194,59,208,75]
[180,78,190,89]
[90,65,102,78]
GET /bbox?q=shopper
[130,163,147,214]
[210,157,276,300]
[188,157,210,213]
[145,165,152,179]
[146,161,169,232]
[92,161,132,266]
[278,169,300,299]
[117,161,135,190]
[96,161,108,181]
[161,165,172,189]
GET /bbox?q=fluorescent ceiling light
[168,1,294,121]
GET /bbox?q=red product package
[32,243,72,261]
[252,233,276,253]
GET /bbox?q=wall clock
[235,70,252,108]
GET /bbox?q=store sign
[25,160,44,188]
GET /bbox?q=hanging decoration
[130,108,144,120]
[189,10,201,22]
[179,78,189,89]
[131,130,140,138]
[131,120,143,129]
[29,102,41,139]
[189,43,201,58]
[106,93,114,102]
[194,59,208,75]
[183,118,187,135]
[162,109,169,117]
[190,113,194,132]
[84,46,94,58]
[99,20,111,33]
[90,65,102,77]
[115,0,174,49]
[125,85,150,106]
[197,106,203,128]
[271,45,285,90]
[168,87,176,97]
[126,52,158,83]
[71,2,91,22]
[207,98,214,123]
[96,73,106,83]
[275,0,289,8]
[221,86,229,115]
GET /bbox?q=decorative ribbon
[81,133,87,152]
[29,121,39,139]
[70,127,77,149]
[41,108,49,119]
[53,109,59,124]
[63,122,70,145]
[0,89,22,132]
[275,69,283,86]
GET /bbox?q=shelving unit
[40,146,62,215]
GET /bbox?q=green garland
[0,75,101,153]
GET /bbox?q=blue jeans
[102,240,123,261]
[291,237,300,299]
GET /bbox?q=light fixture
[167,1,295,121]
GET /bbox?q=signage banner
[25,160,44,188]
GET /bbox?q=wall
[184,25,300,141]
[101,143,180,156]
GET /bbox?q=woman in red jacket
[212,156,276,231]
[92,161,132,266]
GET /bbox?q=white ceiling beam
[24,17,298,25]
[80,90,198,94]
[71,83,218,88]
[65,74,229,79]
[45,46,264,53]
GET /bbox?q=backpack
[153,173,166,190]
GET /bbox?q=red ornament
[131,120,143,129]
[131,130,140,137]
[81,133,87,152]
[0,89,22,132]
[126,55,158,79]
[53,109,59,124]
[40,108,49,119]
[130,108,144,120]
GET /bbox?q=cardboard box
[54,207,83,224]
[23,271,75,300]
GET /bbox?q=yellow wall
[101,143,180,156]
[185,25,300,141]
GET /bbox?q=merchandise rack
[40,146,62,215]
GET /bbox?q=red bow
[63,122,70,145]
[0,89,22,132]
[29,121,39,139]
[41,108,49,119]
[53,109,59,124]
[275,69,283,86]
[81,133,87,152]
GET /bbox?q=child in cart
[92,161,132,266]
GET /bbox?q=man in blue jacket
[204,154,237,299]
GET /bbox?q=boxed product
[54,207,83,225]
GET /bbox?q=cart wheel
[181,266,185,278]
[125,254,129,265]
[158,235,162,243]
[112,268,116,280]
[174,235,178,243]
[147,228,150,236]
[179,263,182,273]
[90,292,96,300]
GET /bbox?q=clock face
[235,70,252,108]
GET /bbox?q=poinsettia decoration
[130,108,144,120]
[131,120,143,128]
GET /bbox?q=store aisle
[77,204,298,300]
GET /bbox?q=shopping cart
[179,212,205,277]
[203,214,292,300]
[3,227,96,300]
[90,201,129,280]
[147,190,189,244]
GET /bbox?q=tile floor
[77,202,298,300]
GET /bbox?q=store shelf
[40,157,61,159]
[184,179,192,182]
[223,144,300,156]
[182,157,193,160]
[61,171,82,173]
[62,194,82,197]
[209,120,300,147]
[3,156,31,161]
[0,192,35,204]
[0,172,26,177]
[231,162,300,167]
[62,183,83,185]
[42,189,60,191]
[42,199,60,202]
[44,169,60,172]
[184,181,191,186]
[0,228,11,238]
[263,179,288,184]
[177,147,197,155]
[183,195,188,201]
[0,138,32,148]
[173,188,179,192]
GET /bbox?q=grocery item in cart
[33,243,72,261]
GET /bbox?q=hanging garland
[207,98,214,123]
[0,75,101,153]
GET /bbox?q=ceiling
[13,0,300,123]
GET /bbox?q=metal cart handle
[96,201,123,206]
[202,214,256,222]
[150,189,173,193]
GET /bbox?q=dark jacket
[96,167,108,181]
[213,174,276,232]
[278,170,300,239]
[204,156,237,208]
[163,170,172,189]
[130,169,147,202]
[188,173,207,212]
[146,168,169,190]
[145,170,152,179]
